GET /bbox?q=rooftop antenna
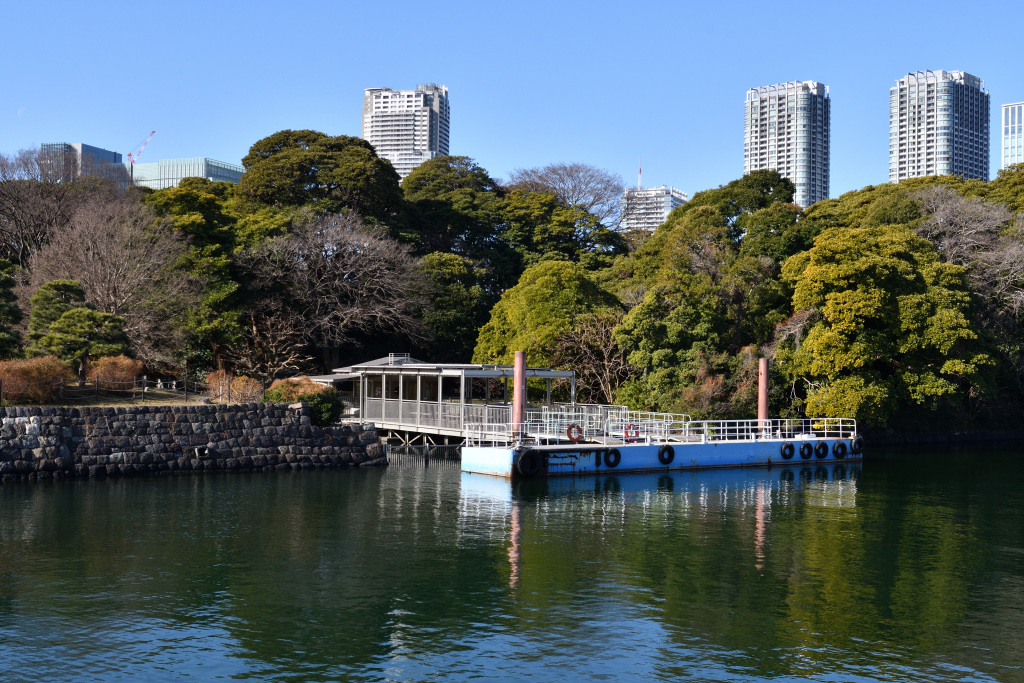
[126,130,156,185]
[638,156,642,190]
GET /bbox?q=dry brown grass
[0,356,76,403]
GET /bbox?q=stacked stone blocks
[0,403,383,482]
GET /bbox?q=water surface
[0,449,1021,681]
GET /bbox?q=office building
[620,185,687,231]
[39,142,125,182]
[362,84,450,179]
[1003,102,1024,169]
[128,157,245,190]
[744,81,830,208]
[889,70,989,182]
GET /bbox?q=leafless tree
[552,310,633,404]
[233,214,427,374]
[912,186,1024,391]
[227,301,314,381]
[0,149,96,267]
[506,162,625,227]
[29,193,198,367]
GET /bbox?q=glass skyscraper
[1003,102,1024,169]
[889,70,989,182]
[40,142,125,183]
[744,81,830,208]
[128,157,244,190]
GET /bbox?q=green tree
[418,252,487,362]
[402,155,507,260]
[0,259,22,358]
[473,261,618,367]
[778,224,991,425]
[27,279,86,347]
[500,189,624,269]
[609,172,799,415]
[36,308,131,382]
[238,130,403,230]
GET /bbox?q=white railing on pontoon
[464,416,857,448]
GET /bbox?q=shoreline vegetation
[2,135,1024,434]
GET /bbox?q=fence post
[95,377,99,400]
[184,377,188,404]
[59,379,64,402]
[227,374,232,404]
[142,375,147,403]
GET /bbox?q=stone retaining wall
[0,403,383,483]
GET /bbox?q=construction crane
[126,130,156,185]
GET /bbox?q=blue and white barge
[462,410,862,478]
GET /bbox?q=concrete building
[128,157,244,190]
[362,84,450,179]
[889,70,990,182]
[1003,102,1024,169]
[620,185,687,231]
[39,142,125,183]
[744,81,830,208]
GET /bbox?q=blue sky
[2,0,1018,200]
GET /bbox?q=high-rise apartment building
[1003,102,1024,169]
[362,84,450,179]
[39,142,125,182]
[889,70,990,182]
[128,157,244,190]
[744,81,830,208]
[620,185,687,231]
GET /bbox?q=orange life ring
[566,423,584,443]
[624,423,639,441]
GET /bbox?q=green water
[0,449,1021,681]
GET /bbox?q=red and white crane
[126,130,156,184]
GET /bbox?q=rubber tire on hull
[781,441,795,460]
[850,435,864,455]
[516,450,544,478]
[658,444,675,465]
[604,448,621,468]
[799,443,813,459]
[833,441,848,459]
[815,442,829,459]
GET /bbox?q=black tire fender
[850,435,864,455]
[815,441,829,459]
[604,448,621,468]
[780,441,795,460]
[516,450,543,478]
[799,442,813,460]
[833,441,848,459]
[657,444,674,465]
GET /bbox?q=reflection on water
[0,452,1022,682]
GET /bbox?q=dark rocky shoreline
[0,403,383,483]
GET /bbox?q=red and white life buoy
[566,423,584,443]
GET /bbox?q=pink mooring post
[512,351,526,435]
[758,358,769,422]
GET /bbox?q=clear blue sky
[2,0,1018,200]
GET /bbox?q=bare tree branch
[506,162,625,228]
[29,193,198,368]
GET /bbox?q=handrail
[464,416,857,448]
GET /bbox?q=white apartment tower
[362,84,450,179]
[620,185,688,231]
[744,81,830,208]
[1003,102,1024,169]
[889,70,989,182]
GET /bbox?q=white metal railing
[684,418,857,442]
[464,416,857,448]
